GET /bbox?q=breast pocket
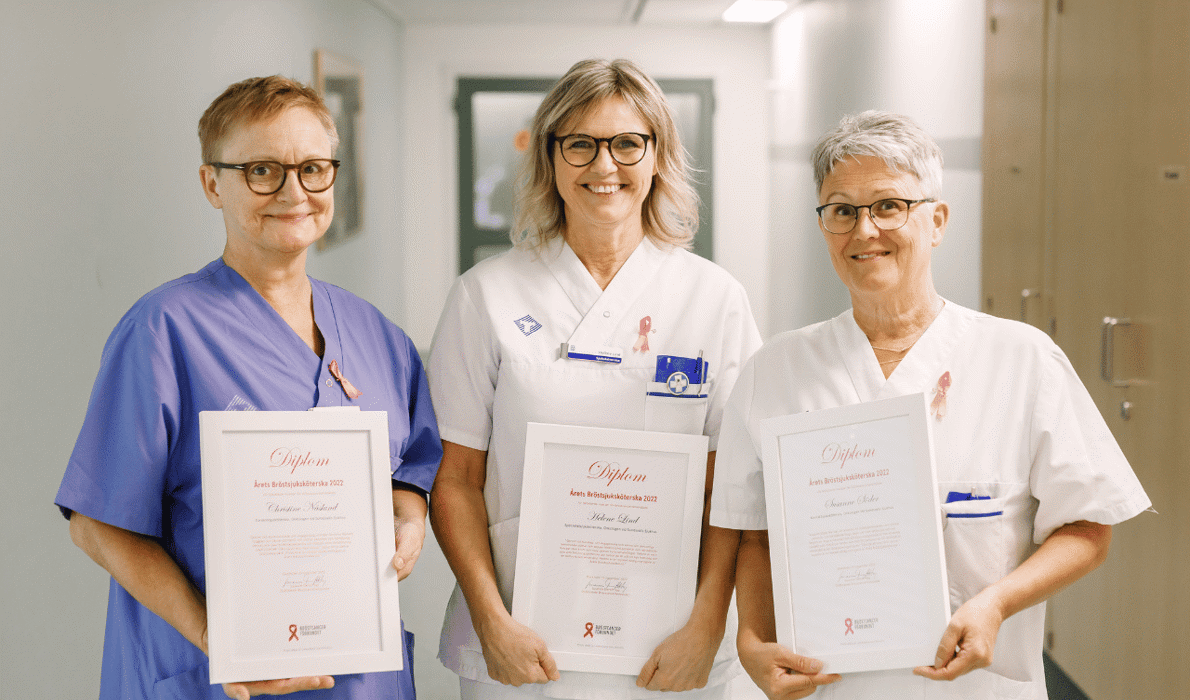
[940,482,1011,610]
[643,378,711,434]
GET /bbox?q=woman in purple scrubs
[54,76,441,700]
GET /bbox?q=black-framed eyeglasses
[552,132,653,167]
[815,198,935,234]
[207,159,341,195]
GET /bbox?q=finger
[540,648,561,682]
[932,625,962,669]
[773,646,825,675]
[221,684,249,700]
[636,656,658,687]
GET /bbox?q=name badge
[561,342,623,364]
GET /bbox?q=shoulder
[115,259,227,332]
[663,246,744,286]
[759,314,840,358]
[958,304,1061,360]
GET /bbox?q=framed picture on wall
[315,49,365,251]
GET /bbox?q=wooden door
[983,0,1190,697]
[981,0,1049,330]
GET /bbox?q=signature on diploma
[584,576,629,594]
[281,572,329,591]
[836,565,879,586]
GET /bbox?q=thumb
[540,648,561,682]
[773,646,824,675]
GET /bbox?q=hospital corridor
[2,1,1185,699]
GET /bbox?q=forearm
[683,451,736,631]
[393,487,428,525]
[985,520,1112,620]
[684,524,738,637]
[428,445,508,630]
[69,513,208,651]
[735,529,777,649]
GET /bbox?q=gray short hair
[811,111,944,199]
[512,58,699,250]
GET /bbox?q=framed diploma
[199,410,402,683]
[513,423,709,675]
[759,393,949,674]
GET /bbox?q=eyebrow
[822,188,904,202]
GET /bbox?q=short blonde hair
[198,75,338,164]
[512,58,699,250]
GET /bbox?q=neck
[851,283,943,344]
[222,246,310,308]
[565,222,645,290]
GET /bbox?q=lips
[269,213,311,223]
[852,251,890,260]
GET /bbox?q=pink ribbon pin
[328,359,363,400]
[632,316,653,353]
[930,371,951,420]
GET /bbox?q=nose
[274,167,309,203]
[588,142,619,174]
[852,207,881,239]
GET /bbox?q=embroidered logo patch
[224,395,258,411]
[514,315,542,336]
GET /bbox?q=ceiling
[371,0,765,25]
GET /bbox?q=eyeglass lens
[559,133,649,167]
[243,160,337,194]
[820,199,911,234]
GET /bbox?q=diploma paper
[200,410,402,683]
[513,423,708,675]
[760,394,949,674]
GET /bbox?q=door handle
[1020,289,1040,323]
[1100,316,1133,387]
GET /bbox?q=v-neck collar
[542,235,666,316]
[835,300,972,402]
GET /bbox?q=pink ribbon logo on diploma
[289,624,299,641]
[844,618,855,636]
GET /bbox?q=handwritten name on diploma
[824,493,880,510]
[588,512,642,524]
[266,501,342,513]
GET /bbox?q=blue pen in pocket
[945,491,1003,518]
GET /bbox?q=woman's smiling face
[201,106,335,260]
[552,96,656,237]
[818,155,948,300]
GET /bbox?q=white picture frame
[200,410,402,683]
[513,422,709,675]
[760,393,950,674]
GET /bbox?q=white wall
[767,0,986,332]
[399,23,774,346]
[0,1,411,695]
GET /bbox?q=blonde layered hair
[512,59,699,250]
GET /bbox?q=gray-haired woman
[711,110,1149,700]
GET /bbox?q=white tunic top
[430,236,763,698]
[711,302,1150,700]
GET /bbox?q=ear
[199,164,223,209]
[929,201,949,247]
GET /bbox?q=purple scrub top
[55,259,441,699]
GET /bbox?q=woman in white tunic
[428,59,761,699]
[710,111,1151,700]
